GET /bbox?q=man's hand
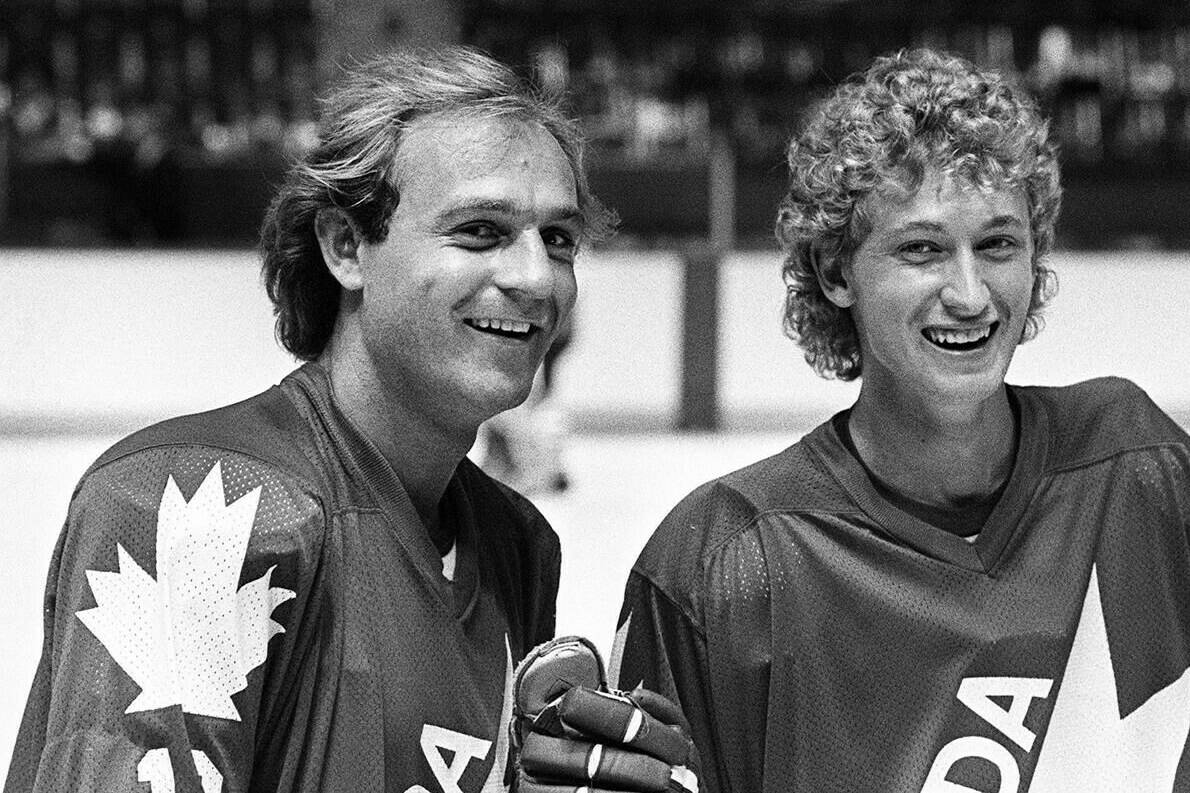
[509,636,699,793]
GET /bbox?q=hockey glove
[509,635,699,793]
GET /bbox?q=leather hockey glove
[509,635,699,793]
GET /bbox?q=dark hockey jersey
[5,363,560,793]
[615,377,1190,793]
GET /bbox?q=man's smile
[922,322,998,352]
[464,316,541,340]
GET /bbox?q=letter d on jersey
[922,736,1019,793]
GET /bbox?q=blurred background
[3,0,1190,777]
[5,0,1190,249]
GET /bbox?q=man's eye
[897,240,940,260]
[979,236,1020,257]
[453,223,502,246]
[543,228,577,253]
[541,229,579,265]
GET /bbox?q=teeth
[926,326,992,345]
[469,318,532,335]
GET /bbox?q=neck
[848,384,1016,508]
[319,345,476,532]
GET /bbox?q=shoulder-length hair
[260,45,615,360]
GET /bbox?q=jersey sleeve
[611,474,782,793]
[4,446,326,793]
[614,570,741,793]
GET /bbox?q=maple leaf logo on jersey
[77,461,296,720]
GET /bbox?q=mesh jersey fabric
[614,376,1190,793]
[5,362,561,793]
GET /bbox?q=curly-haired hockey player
[613,48,1190,792]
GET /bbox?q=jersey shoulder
[89,379,324,489]
[11,381,331,793]
[65,380,331,589]
[1019,377,1189,471]
[632,423,851,597]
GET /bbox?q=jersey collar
[288,362,480,617]
[814,384,1049,573]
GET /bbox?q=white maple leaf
[77,461,296,720]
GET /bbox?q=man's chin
[473,380,537,419]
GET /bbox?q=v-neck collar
[811,385,1050,573]
[290,363,480,618]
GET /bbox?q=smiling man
[5,47,616,793]
[612,49,1190,792]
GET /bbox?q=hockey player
[613,48,1190,792]
[5,46,636,792]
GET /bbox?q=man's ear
[810,245,854,308]
[315,208,365,291]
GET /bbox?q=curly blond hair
[775,48,1062,381]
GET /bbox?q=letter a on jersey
[77,461,296,720]
[404,635,514,793]
[955,677,1052,752]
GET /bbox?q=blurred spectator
[6,2,1190,246]
[12,72,57,162]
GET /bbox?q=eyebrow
[887,220,946,236]
[435,198,584,226]
[983,214,1026,230]
[886,215,1026,236]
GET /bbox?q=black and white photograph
[3,1,1190,790]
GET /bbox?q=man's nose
[493,233,555,299]
[939,251,990,315]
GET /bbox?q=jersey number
[138,748,223,793]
